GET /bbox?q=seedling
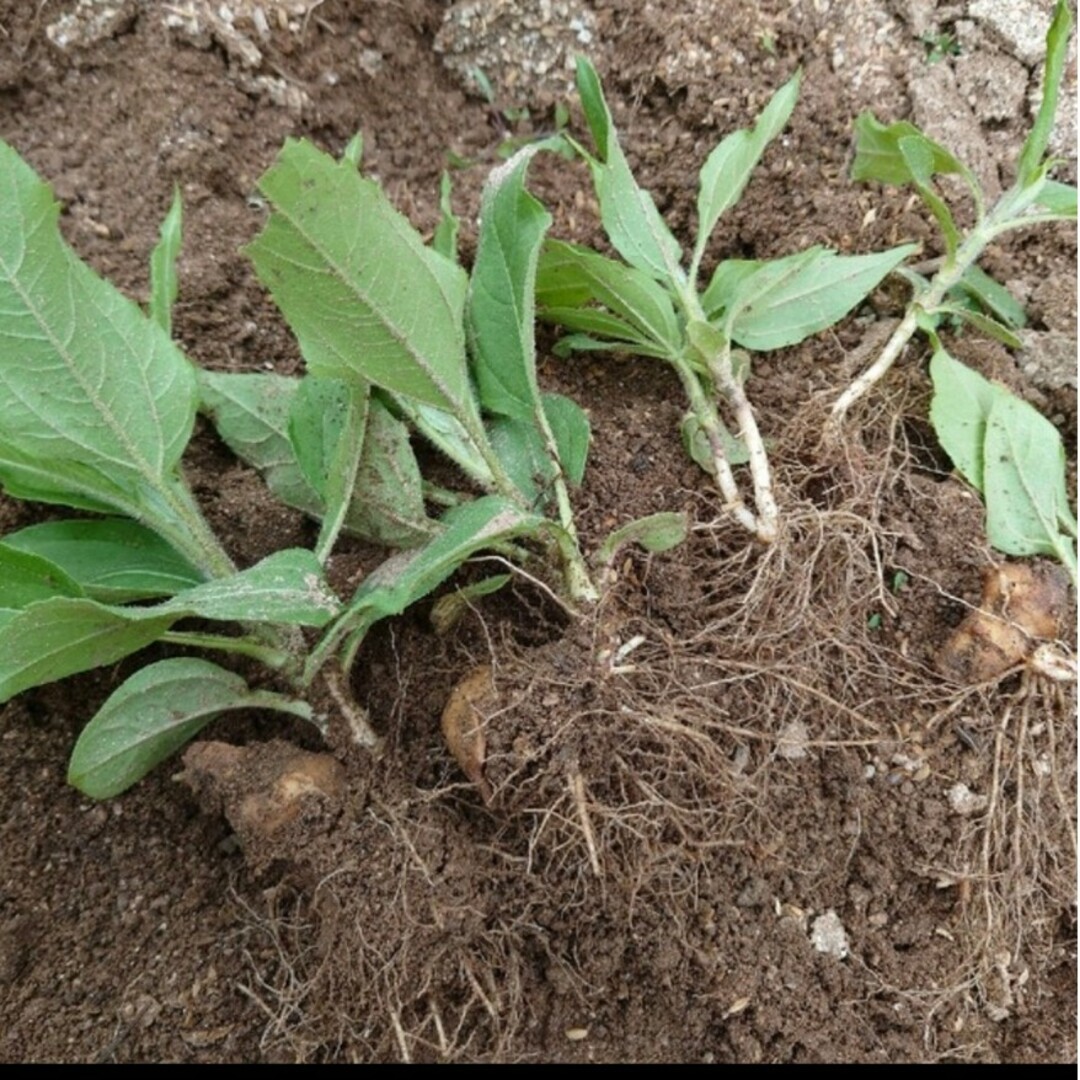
[537,58,916,543]
[0,134,682,798]
[829,0,1077,584]
[832,0,1076,422]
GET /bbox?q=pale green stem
[159,629,294,671]
[830,178,1062,423]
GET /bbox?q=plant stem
[671,353,760,537]
[159,630,295,671]
[829,180,1058,424]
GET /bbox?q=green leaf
[0,543,84,609]
[68,658,314,799]
[693,73,800,269]
[681,410,749,470]
[430,573,511,634]
[0,139,198,515]
[541,305,659,348]
[953,264,1027,330]
[573,58,684,285]
[721,245,917,350]
[167,548,340,627]
[199,370,323,517]
[0,597,178,704]
[432,171,460,262]
[542,392,590,487]
[575,55,612,162]
[898,134,959,255]
[537,239,681,352]
[983,391,1076,572]
[467,146,551,421]
[1017,0,1073,186]
[288,374,370,560]
[3,519,203,602]
[342,131,364,167]
[247,138,477,422]
[594,511,688,566]
[851,114,964,186]
[391,397,496,490]
[148,186,182,337]
[701,258,770,320]
[341,496,543,654]
[1032,178,1077,216]
[488,416,553,503]
[348,396,437,548]
[931,302,1023,349]
[929,348,1002,490]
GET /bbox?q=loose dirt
[0,0,1075,1063]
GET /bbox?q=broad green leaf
[0,442,125,514]
[343,496,542,640]
[1017,0,1073,185]
[488,416,553,503]
[149,186,182,336]
[0,139,198,513]
[0,597,177,704]
[542,393,590,487]
[984,391,1076,573]
[693,73,800,266]
[700,258,769,320]
[929,348,1002,490]
[167,548,340,627]
[0,543,84,609]
[432,171,460,262]
[850,114,964,186]
[68,658,314,799]
[537,239,681,352]
[247,138,477,421]
[574,58,684,285]
[199,370,323,517]
[392,396,496,490]
[1033,179,1077,216]
[467,147,550,421]
[898,134,959,255]
[953,264,1027,329]
[3,519,203,603]
[594,511,688,566]
[721,245,917,350]
[349,396,438,548]
[288,375,361,497]
[288,375,370,560]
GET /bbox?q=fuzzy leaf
[929,348,1002,490]
[68,658,314,799]
[543,392,590,487]
[574,57,684,285]
[720,245,917,350]
[149,186,182,336]
[537,239,681,352]
[983,391,1076,569]
[247,139,477,422]
[432,171,460,262]
[953,264,1027,329]
[167,548,340,627]
[0,543,84,610]
[1017,0,1073,185]
[850,115,963,186]
[468,147,550,421]
[3,519,203,603]
[0,598,178,704]
[0,139,198,515]
[1032,179,1077,216]
[594,511,688,566]
[694,73,800,264]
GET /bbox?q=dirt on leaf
[0,0,1075,1064]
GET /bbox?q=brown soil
[0,0,1075,1064]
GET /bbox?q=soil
[0,0,1075,1064]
